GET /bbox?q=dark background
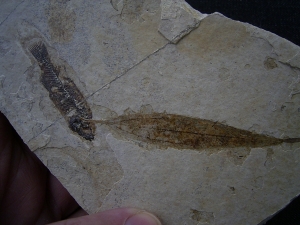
[186,0,300,46]
[185,1,300,224]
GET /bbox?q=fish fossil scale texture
[29,41,95,140]
[91,112,299,150]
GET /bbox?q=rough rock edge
[158,0,207,43]
[110,0,207,44]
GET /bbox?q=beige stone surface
[159,0,207,43]
[0,0,300,224]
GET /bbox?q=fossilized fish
[29,41,95,140]
[87,109,300,150]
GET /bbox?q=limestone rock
[0,0,300,224]
[159,0,207,43]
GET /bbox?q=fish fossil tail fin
[283,138,300,143]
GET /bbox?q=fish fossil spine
[29,41,95,140]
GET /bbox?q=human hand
[0,112,161,225]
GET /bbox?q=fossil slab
[0,0,300,225]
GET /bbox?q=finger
[66,207,88,219]
[0,112,84,224]
[47,208,161,225]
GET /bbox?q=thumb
[47,208,161,225]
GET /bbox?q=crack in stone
[249,35,279,58]
[0,0,25,27]
[88,42,170,99]
[249,29,300,72]
[26,116,62,144]
[279,60,300,71]
[248,26,300,72]
[26,43,170,142]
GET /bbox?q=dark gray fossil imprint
[29,41,95,140]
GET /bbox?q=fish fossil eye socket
[69,115,83,132]
[68,115,94,140]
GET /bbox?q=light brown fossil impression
[86,107,300,150]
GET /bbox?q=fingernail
[125,211,161,225]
